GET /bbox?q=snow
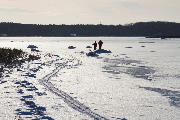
[0,37,180,120]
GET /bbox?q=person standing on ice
[98,40,103,49]
[92,41,97,50]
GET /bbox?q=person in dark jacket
[92,41,97,50]
[98,40,103,49]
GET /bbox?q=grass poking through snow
[0,48,40,72]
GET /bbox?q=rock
[68,46,76,49]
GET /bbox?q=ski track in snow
[39,56,108,120]
[1,52,108,119]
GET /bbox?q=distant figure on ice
[92,41,97,50]
[98,40,103,49]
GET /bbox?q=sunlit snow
[0,37,180,120]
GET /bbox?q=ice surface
[140,87,180,107]
[103,58,155,80]
[0,37,180,120]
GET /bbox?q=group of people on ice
[92,40,103,50]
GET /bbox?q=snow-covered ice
[0,37,180,120]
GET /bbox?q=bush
[0,48,40,72]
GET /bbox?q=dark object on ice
[121,118,127,120]
[87,49,111,57]
[17,89,24,94]
[0,80,7,84]
[27,45,39,52]
[94,49,111,54]
[68,46,76,49]
[92,41,97,50]
[86,46,92,48]
[161,36,165,39]
[141,46,145,47]
[80,51,85,54]
[27,45,38,49]
[98,40,103,49]
[125,46,133,48]
[86,51,99,57]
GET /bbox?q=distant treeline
[0,21,180,37]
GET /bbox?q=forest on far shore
[0,21,180,38]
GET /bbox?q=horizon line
[0,20,178,26]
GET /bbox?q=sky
[0,0,180,25]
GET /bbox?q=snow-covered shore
[0,37,180,120]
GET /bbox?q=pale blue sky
[0,0,180,24]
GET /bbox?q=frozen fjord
[0,37,180,120]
